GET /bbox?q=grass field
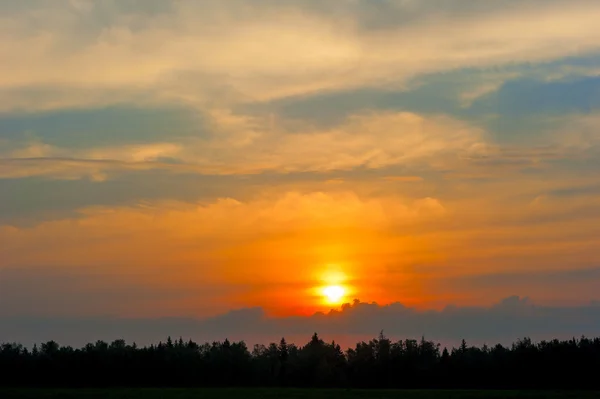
[1,389,599,399]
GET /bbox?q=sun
[322,285,345,304]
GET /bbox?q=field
[1,389,599,399]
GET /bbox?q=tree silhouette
[1,334,600,388]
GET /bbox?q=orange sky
[3,185,599,317]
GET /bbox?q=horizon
[4,296,600,350]
[2,0,600,347]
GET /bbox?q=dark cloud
[0,164,437,226]
[236,78,462,129]
[470,76,600,118]
[237,68,600,142]
[1,296,599,350]
[549,184,600,198]
[0,105,205,149]
[219,0,595,33]
[0,172,244,225]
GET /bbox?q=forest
[1,333,599,389]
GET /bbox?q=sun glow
[322,285,345,304]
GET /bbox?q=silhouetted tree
[2,334,600,389]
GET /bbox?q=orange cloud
[0,191,450,315]
[380,176,424,182]
[2,1,600,111]
[0,111,484,179]
[2,179,600,316]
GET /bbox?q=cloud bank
[2,297,599,350]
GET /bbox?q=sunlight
[322,285,346,304]
[313,263,353,306]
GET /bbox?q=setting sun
[323,285,346,304]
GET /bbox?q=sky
[1,0,600,348]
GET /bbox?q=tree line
[1,333,599,389]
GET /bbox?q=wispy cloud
[0,111,485,178]
[2,1,600,109]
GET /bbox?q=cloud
[0,105,204,148]
[244,73,600,139]
[0,171,255,224]
[469,76,600,120]
[2,1,599,187]
[0,157,175,181]
[2,0,600,110]
[0,191,450,313]
[437,267,600,307]
[2,185,600,318]
[1,0,600,336]
[380,176,423,182]
[1,296,599,349]
[0,111,485,179]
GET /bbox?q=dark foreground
[1,389,599,399]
